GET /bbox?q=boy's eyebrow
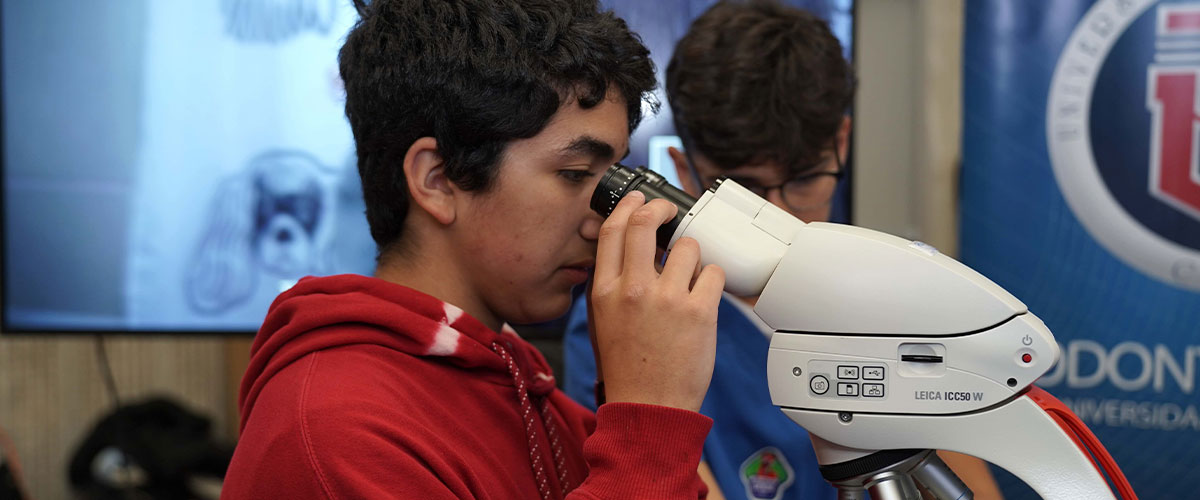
[560,135,625,163]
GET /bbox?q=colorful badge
[739,447,795,500]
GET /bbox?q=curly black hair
[339,0,656,254]
[666,0,855,174]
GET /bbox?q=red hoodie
[222,274,712,499]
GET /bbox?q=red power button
[1021,353,1033,364]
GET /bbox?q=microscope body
[666,179,1117,499]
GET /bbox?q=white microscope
[591,165,1136,500]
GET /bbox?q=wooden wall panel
[0,336,231,500]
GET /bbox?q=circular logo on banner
[1047,0,1200,291]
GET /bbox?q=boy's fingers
[660,237,701,286]
[622,199,678,278]
[585,280,604,382]
[690,264,726,308]
[594,191,645,283]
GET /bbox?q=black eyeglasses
[692,148,845,214]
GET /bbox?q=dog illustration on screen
[186,150,340,315]
[220,0,339,44]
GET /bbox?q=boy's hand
[590,191,725,412]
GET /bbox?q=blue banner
[964,1,1200,498]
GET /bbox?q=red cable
[1025,386,1138,500]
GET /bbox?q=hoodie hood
[237,274,558,431]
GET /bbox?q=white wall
[854,0,964,257]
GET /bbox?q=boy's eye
[558,169,595,183]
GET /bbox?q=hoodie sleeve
[568,403,712,500]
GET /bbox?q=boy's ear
[836,115,852,163]
[668,146,702,197]
[403,137,456,225]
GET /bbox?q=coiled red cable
[1025,386,1138,500]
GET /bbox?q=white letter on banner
[1108,341,1153,391]
[1154,344,1195,393]
[1069,340,1108,388]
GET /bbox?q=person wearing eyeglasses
[672,147,847,224]
[563,1,1004,499]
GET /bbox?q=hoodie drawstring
[492,341,570,500]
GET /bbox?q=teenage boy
[221,1,725,498]
[563,1,1004,499]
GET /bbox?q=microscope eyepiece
[590,164,698,248]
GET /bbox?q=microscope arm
[781,388,1113,499]
[666,179,1136,499]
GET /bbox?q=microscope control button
[837,366,860,379]
[863,366,885,380]
[863,383,885,397]
[836,382,859,397]
[810,376,830,394]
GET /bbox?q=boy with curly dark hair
[222,1,725,498]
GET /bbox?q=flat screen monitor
[2,0,854,333]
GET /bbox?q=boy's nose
[580,210,604,241]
